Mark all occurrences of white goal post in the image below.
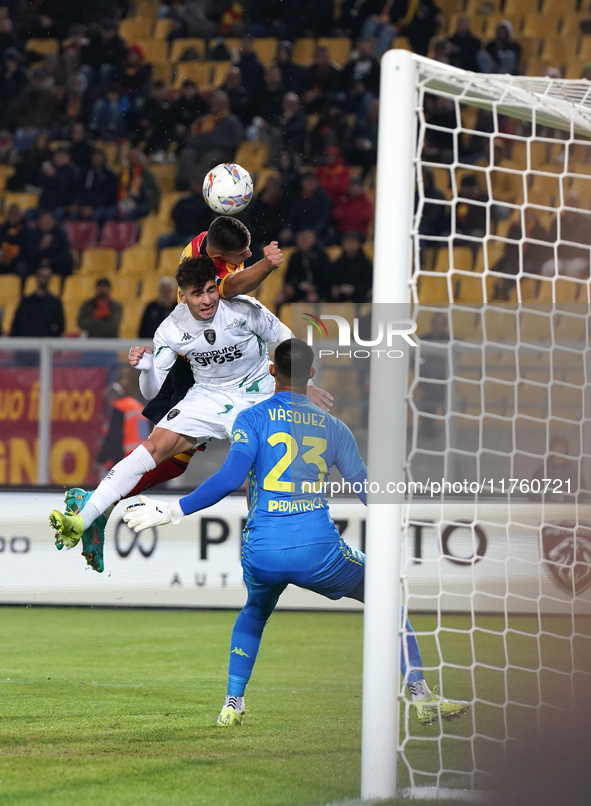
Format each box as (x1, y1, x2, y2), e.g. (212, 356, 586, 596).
(363, 49, 591, 800)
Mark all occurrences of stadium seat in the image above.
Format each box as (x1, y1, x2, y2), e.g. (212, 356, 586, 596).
(26, 38, 59, 56)
(158, 191, 185, 223)
(150, 164, 177, 192)
(435, 246, 474, 273)
(209, 60, 233, 88)
(154, 18, 173, 38)
(120, 245, 157, 275)
(65, 221, 99, 252)
(454, 273, 485, 303)
(134, 38, 168, 64)
(417, 273, 451, 304)
(158, 246, 183, 275)
(2, 191, 38, 213)
(251, 37, 277, 67)
(317, 37, 351, 67)
(111, 274, 143, 302)
(170, 38, 207, 62)
(62, 275, 102, 305)
(119, 304, 143, 339)
(234, 141, 269, 175)
(99, 221, 139, 251)
(293, 38, 316, 65)
(134, 0, 157, 20)
(0, 274, 21, 333)
(140, 273, 164, 302)
(23, 273, 61, 297)
(392, 37, 413, 52)
(151, 62, 172, 84)
(79, 247, 118, 276)
(173, 61, 212, 89)
(0, 165, 15, 192)
(119, 17, 153, 40)
(139, 215, 169, 246)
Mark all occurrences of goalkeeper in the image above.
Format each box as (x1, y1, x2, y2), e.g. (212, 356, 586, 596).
(124, 338, 469, 728)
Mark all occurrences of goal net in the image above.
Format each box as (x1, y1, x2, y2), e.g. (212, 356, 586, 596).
(379, 53, 591, 796)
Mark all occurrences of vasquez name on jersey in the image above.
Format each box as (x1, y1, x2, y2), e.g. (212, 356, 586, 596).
(152, 296, 282, 390)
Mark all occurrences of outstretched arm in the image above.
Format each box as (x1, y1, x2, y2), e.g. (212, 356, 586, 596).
(221, 242, 283, 298)
(123, 449, 253, 532)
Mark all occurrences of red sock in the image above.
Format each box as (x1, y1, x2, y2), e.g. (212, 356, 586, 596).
(124, 446, 204, 499)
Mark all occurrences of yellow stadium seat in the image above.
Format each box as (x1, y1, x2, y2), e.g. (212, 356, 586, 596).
(141, 273, 164, 302)
(111, 274, 143, 302)
(392, 37, 413, 52)
(0, 274, 21, 334)
(2, 191, 38, 213)
(209, 60, 233, 88)
(23, 274, 61, 297)
(522, 16, 559, 38)
(158, 246, 183, 275)
(0, 165, 14, 192)
(158, 191, 185, 223)
(119, 17, 153, 41)
(435, 246, 474, 273)
(170, 38, 207, 62)
(26, 38, 59, 56)
(173, 61, 211, 89)
(120, 245, 157, 274)
(234, 141, 269, 174)
(251, 37, 277, 67)
(119, 304, 144, 339)
(293, 38, 316, 65)
(253, 168, 280, 193)
(134, 38, 168, 64)
(317, 37, 351, 67)
(79, 248, 118, 276)
(134, 0, 158, 20)
(537, 278, 580, 304)
(454, 273, 485, 304)
(150, 164, 177, 192)
(62, 275, 102, 306)
(151, 62, 172, 83)
(417, 273, 451, 304)
(139, 215, 169, 247)
(154, 18, 174, 39)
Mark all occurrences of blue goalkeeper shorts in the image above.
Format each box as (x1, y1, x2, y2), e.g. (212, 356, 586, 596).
(241, 537, 365, 601)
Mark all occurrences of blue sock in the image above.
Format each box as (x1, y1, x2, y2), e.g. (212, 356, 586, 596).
(401, 613, 425, 686)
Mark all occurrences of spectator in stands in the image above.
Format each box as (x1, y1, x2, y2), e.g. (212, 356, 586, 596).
(302, 46, 341, 113)
(246, 175, 290, 258)
(236, 36, 264, 94)
(129, 79, 172, 158)
(282, 171, 333, 245)
(10, 263, 64, 339)
(529, 435, 588, 502)
(454, 174, 488, 247)
(0, 18, 24, 64)
(28, 211, 74, 279)
(418, 168, 449, 243)
(340, 39, 380, 97)
(422, 95, 457, 164)
(55, 72, 91, 134)
(275, 40, 306, 94)
(0, 47, 28, 126)
(332, 175, 374, 241)
(257, 65, 285, 125)
(95, 382, 151, 476)
(317, 147, 351, 205)
(361, 0, 442, 57)
(347, 96, 379, 175)
(120, 43, 153, 98)
(78, 276, 123, 338)
(477, 20, 521, 75)
(276, 149, 301, 196)
(308, 105, 351, 164)
(11, 68, 58, 132)
(447, 16, 482, 73)
(219, 66, 252, 126)
(79, 19, 127, 89)
(174, 0, 224, 39)
(7, 131, 51, 192)
(492, 208, 551, 300)
(274, 229, 331, 312)
(328, 231, 373, 302)
(295, 0, 334, 37)
(417, 311, 449, 437)
(90, 84, 130, 140)
(117, 147, 160, 220)
(138, 276, 177, 339)
(74, 148, 118, 224)
(157, 180, 213, 249)
(68, 122, 95, 171)
(36, 147, 79, 219)
(170, 79, 207, 147)
(0, 205, 30, 280)
(247, 0, 295, 40)
(176, 90, 244, 189)
(271, 92, 307, 161)
(541, 190, 591, 279)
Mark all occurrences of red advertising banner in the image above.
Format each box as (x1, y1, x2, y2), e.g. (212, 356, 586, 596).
(0, 367, 108, 485)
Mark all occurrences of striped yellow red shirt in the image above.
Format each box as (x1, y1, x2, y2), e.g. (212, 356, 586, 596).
(180, 231, 244, 299)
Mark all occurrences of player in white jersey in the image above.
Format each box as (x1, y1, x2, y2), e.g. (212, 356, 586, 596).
(49, 255, 294, 549)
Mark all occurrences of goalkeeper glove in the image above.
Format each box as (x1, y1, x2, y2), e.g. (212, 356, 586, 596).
(123, 495, 184, 533)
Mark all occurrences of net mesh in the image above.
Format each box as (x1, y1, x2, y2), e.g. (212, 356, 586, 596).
(402, 59, 591, 791)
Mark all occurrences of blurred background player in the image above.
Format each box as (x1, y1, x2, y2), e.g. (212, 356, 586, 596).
(125, 339, 469, 728)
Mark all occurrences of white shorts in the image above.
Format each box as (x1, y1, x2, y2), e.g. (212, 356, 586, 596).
(154, 376, 274, 443)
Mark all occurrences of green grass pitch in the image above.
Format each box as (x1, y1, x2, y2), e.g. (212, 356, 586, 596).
(1, 607, 589, 806)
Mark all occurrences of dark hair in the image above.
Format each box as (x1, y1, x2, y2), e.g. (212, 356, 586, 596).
(274, 338, 314, 383)
(97, 277, 111, 287)
(175, 255, 217, 292)
(207, 216, 250, 254)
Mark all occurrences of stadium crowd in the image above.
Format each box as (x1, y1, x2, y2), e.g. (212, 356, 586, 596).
(1, 0, 591, 338)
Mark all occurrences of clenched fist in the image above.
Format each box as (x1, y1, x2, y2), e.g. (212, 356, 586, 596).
(262, 241, 283, 270)
(128, 345, 152, 367)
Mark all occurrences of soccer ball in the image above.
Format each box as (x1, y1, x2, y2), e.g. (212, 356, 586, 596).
(202, 163, 253, 215)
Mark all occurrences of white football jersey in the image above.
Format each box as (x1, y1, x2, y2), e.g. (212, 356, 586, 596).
(152, 295, 282, 391)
